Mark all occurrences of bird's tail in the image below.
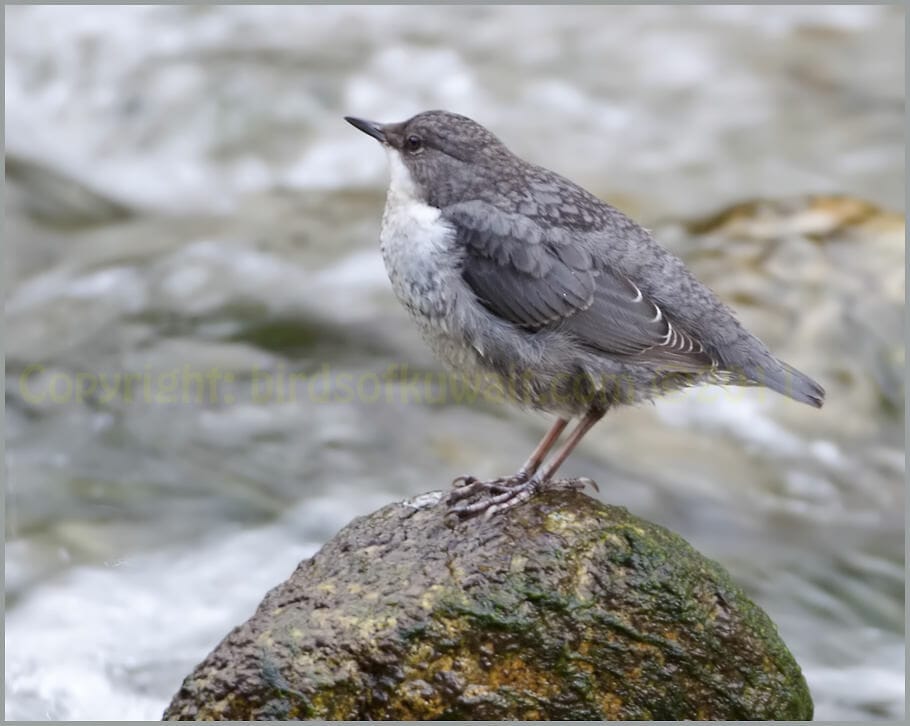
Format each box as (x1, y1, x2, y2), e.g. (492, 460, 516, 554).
(742, 358, 825, 408)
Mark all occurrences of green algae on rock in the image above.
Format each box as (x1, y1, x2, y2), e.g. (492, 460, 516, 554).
(163, 489, 813, 720)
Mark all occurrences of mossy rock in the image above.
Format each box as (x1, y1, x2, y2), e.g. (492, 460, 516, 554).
(163, 489, 812, 720)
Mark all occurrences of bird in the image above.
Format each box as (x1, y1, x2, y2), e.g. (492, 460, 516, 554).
(345, 110, 825, 519)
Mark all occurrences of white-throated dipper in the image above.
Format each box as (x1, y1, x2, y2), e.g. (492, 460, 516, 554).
(345, 110, 825, 519)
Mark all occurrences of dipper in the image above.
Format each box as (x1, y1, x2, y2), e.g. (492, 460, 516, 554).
(345, 110, 824, 518)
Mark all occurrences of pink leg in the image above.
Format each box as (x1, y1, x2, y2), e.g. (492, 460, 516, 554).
(518, 417, 570, 478)
(449, 417, 570, 502)
(450, 408, 606, 518)
(535, 409, 603, 483)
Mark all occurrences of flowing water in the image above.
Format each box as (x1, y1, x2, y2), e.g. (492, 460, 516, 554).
(5, 5, 905, 720)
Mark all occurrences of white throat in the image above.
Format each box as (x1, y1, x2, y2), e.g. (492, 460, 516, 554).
(385, 147, 424, 205)
(381, 147, 441, 232)
(378, 147, 457, 317)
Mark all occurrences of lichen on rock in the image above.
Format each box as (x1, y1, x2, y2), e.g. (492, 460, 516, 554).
(163, 489, 813, 720)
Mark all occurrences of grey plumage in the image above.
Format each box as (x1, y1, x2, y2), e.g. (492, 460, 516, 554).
(346, 110, 824, 516)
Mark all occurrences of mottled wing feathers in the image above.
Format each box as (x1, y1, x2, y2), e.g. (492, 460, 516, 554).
(447, 201, 713, 372)
(460, 237, 595, 329)
(564, 277, 713, 370)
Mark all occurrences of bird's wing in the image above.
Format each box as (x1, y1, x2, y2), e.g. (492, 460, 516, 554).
(445, 201, 714, 372)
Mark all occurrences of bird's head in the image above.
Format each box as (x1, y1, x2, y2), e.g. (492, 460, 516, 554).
(345, 110, 509, 206)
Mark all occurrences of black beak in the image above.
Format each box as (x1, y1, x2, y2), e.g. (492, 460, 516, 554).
(344, 116, 386, 143)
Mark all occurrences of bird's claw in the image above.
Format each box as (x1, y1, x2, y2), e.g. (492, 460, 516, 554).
(447, 471, 528, 503)
(447, 477, 538, 519)
(447, 474, 599, 520)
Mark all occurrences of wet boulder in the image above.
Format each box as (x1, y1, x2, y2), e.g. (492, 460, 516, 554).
(164, 489, 812, 720)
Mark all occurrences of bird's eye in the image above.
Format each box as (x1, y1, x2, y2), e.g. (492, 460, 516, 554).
(405, 134, 423, 153)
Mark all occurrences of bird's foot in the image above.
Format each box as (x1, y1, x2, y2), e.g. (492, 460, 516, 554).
(447, 472, 529, 504)
(447, 474, 598, 520)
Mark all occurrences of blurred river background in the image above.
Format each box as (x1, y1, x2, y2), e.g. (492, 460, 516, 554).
(4, 5, 905, 720)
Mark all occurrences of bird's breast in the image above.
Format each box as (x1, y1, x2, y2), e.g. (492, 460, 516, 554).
(379, 193, 458, 319)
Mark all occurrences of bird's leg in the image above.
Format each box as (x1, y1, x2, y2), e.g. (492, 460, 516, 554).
(449, 406, 606, 518)
(448, 417, 569, 502)
(517, 415, 571, 479)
